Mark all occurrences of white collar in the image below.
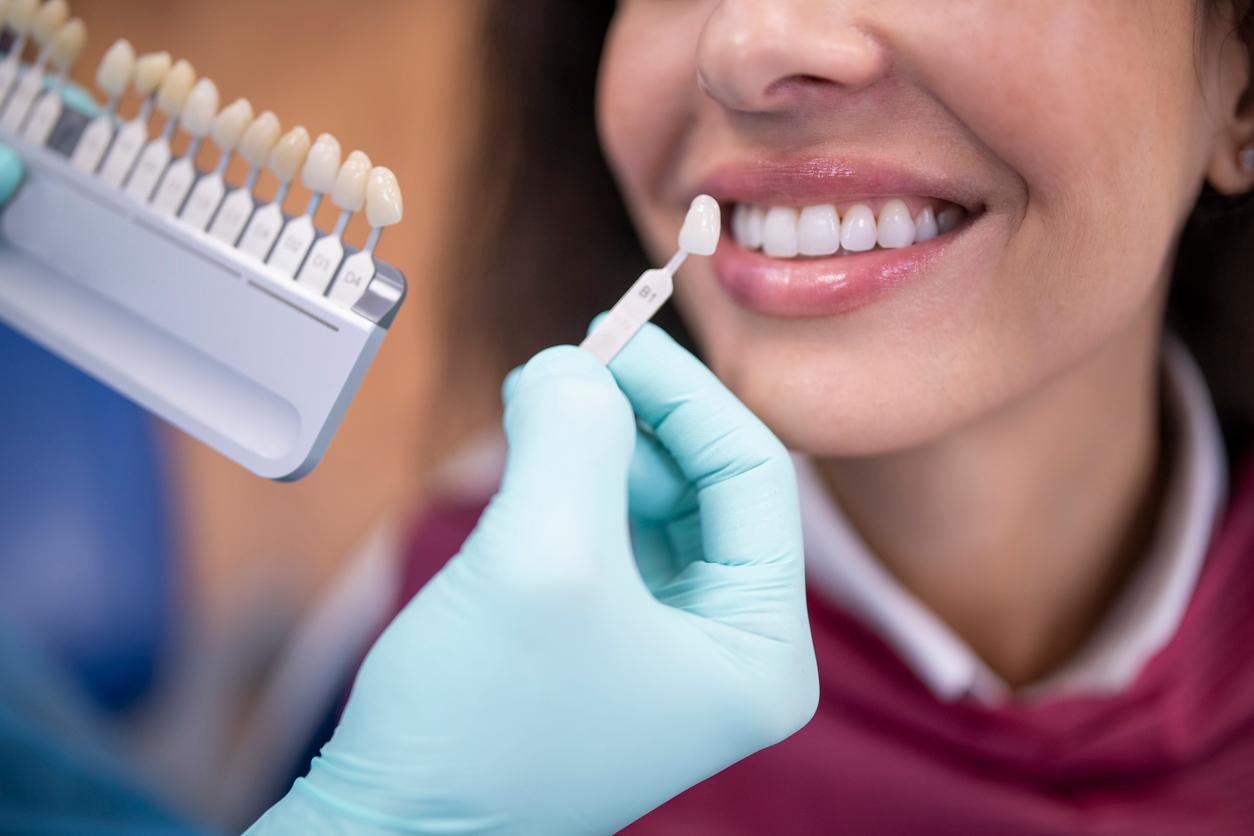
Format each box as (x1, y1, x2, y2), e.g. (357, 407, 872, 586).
(795, 336, 1227, 704)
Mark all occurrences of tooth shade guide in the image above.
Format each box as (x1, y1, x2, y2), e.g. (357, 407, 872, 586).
(580, 194, 722, 364)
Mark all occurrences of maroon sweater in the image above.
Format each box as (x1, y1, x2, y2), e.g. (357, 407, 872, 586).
(392, 459, 1254, 835)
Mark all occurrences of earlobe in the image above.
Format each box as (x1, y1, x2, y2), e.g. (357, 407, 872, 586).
(1207, 132, 1254, 195)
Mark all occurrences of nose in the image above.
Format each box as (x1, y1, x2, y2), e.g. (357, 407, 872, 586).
(696, 1, 889, 113)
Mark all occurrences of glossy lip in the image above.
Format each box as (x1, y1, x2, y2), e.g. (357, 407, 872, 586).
(695, 158, 986, 319)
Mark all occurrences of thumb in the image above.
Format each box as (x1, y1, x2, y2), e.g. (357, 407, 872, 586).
(488, 345, 637, 555)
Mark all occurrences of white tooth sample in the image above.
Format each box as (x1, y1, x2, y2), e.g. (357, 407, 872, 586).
(298, 150, 371, 293)
(876, 199, 916, 249)
(179, 78, 219, 138)
(237, 126, 310, 260)
(125, 60, 197, 201)
(97, 52, 172, 187)
(269, 125, 311, 183)
(913, 207, 938, 243)
(0, 0, 69, 133)
(937, 206, 963, 234)
(29, 0, 67, 47)
(301, 133, 342, 195)
(18, 16, 84, 144)
(840, 203, 878, 253)
(331, 150, 370, 212)
(0, 0, 8, 29)
(155, 59, 196, 118)
(96, 39, 136, 101)
(151, 79, 220, 215)
(133, 51, 173, 98)
(270, 133, 342, 276)
(209, 111, 279, 244)
(364, 166, 403, 228)
(678, 194, 720, 256)
(762, 206, 799, 258)
(797, 204, 840, 257)
(329, 166, 403, 307)
(181, 98, 254, 229)
(210, 97, 254, 153)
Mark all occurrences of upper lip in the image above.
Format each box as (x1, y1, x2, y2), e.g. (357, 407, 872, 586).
(694, 156, 986, 214)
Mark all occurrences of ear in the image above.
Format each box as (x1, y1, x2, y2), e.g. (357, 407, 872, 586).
(1206, 17, 1254, 195)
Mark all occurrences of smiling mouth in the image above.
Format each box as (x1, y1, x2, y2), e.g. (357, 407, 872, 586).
(730, 197, 969, 258)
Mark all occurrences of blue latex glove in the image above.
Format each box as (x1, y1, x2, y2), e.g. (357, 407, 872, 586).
(0, 143, 20, 204)
(251, 322, 818, 834)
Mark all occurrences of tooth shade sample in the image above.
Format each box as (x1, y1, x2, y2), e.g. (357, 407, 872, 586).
(914, 207, 939, 243)
(156, 59, 196, 116)
(762, 206, 799, 258)
(270, 126, 311, 183)
(211, 98, 253, 152)
(798, 205, 840, 256)
(30, 0, 67, 45)
(678, 194, 720, 256)
(7, 0, 38, 32)
(239, 111, 281, 168)
(97, 40, 136, 97)
(365, 167, 403, 227)
(0, 0, 9, 29)
(937, 206, 963, 234)
(180, 78, 219, 137)
(133, 52, 172, 96)
(876, 199, 916, 249)
(840, 204, 878, 252)
(302, 133, 342, 194)
(48, 17, 84, 69)
(332, 151, 371, 212)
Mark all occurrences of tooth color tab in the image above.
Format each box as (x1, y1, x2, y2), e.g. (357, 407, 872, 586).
(134, 52, 172, 96)
(180, 78, 219, 137)
(270, 126, 311, 183)
(840, 204, 877, 253)
(97, 39, 136, 97)
(30, 0, 67, 44)
(763, 206, 799, 258)
(798, 204, 840, 256)
(365, 167, 403, 227)
(8, 0, 39, 31)
(239, 111, 281, 167)
(157, 59, 196, 115)
(678, 194, 720, 256)
(302, 133, 342, 194)
(211, 98, 253, 151)
(914, 207, 939, 242)
(877, 199, 916, 249)
(332, 150, 371, 212)
(48, 17, 85, 68)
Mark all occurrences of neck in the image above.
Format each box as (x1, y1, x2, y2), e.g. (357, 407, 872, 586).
(817, 310, 1169, 687)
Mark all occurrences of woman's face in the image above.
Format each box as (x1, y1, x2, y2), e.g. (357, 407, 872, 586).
(598, 1, 1251, 455)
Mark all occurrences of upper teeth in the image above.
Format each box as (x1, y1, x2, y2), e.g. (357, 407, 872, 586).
(732, 200, 964, 258)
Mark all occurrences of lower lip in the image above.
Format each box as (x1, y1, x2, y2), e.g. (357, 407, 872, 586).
(710, 222, 967, 319)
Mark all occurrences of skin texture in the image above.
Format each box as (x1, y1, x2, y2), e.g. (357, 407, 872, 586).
(598, 1, 1254, 684)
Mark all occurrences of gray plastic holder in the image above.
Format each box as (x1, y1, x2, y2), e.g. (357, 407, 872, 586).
(0, 131, 407, 481)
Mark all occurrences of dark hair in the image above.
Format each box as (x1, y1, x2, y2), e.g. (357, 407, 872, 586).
(447, 2, 1254, 454)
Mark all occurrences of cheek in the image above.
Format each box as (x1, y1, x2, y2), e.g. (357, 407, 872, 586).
(597, 4, 707, 250)
(930, 2, 1207, 309)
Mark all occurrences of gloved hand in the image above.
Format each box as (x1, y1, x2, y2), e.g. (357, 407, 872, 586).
(250, 322, 818, 835)
(0, 144, 21, 205)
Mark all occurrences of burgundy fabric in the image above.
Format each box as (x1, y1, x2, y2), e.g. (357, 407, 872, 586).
(391, 460, 1254, 835)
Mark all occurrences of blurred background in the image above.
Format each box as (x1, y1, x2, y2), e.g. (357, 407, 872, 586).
(0, 0, 503, 829)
